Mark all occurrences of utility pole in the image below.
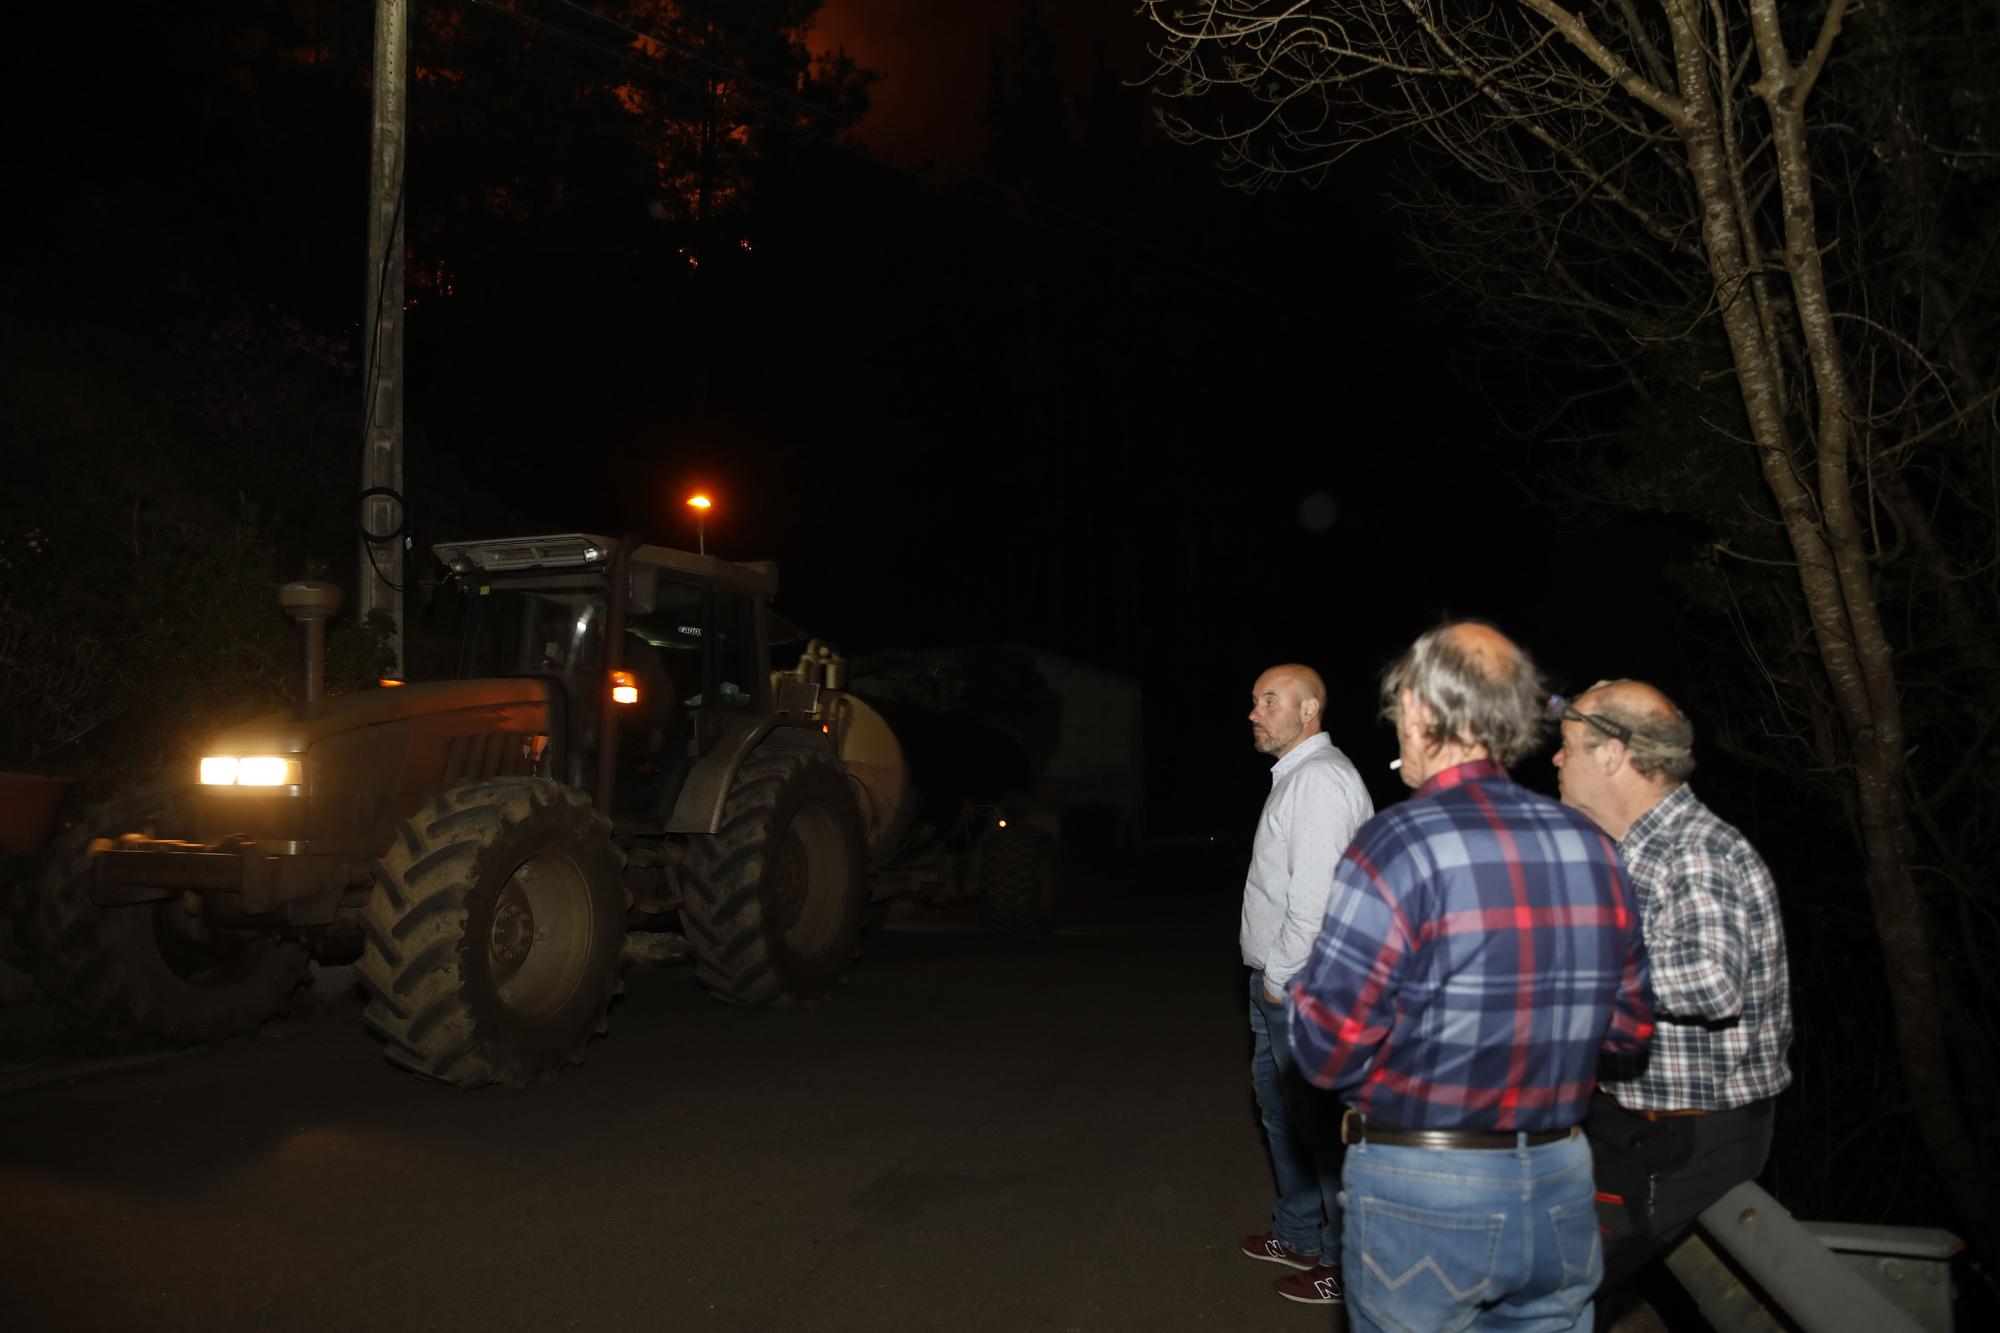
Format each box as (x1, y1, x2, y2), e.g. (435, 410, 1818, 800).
(360, 0, 408, 676)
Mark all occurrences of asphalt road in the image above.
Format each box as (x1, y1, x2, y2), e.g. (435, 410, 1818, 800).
(0, 859, 1348, 1333)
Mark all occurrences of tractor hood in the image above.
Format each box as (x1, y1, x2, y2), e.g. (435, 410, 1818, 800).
(189, 678, 562, 854)
(204, 678, 556, 757)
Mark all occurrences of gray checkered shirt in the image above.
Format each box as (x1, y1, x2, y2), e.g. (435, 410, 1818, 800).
(1598, 784, 1792, 1111)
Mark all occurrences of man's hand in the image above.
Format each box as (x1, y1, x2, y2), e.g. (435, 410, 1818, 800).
(1265, 983, 1284, 1005)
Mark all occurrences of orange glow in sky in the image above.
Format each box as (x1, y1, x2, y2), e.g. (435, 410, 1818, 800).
(808, 0, 1010, 162)
(808, 2, 1114, 164)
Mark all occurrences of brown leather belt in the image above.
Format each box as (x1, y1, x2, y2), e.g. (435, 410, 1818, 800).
(1633, 1107, 1710, 1121)
(1342, 1109, 1579, 1150)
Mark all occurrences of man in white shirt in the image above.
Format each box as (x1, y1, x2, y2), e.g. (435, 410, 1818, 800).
(1237, 663, 1374, 1306)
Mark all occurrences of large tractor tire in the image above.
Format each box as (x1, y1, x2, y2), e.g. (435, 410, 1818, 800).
(18, 791, 308, 1046)
(976, 825, 1060, 940)
(679, 738, 867, 1007)
(358, 778, 625, 1089)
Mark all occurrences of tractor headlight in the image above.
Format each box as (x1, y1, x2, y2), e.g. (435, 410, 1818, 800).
(199, 755, 303, 787)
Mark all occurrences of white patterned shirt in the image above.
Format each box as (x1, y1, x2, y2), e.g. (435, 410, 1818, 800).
(1599, 783, 1793, 1110)
(1240, 732, 1373, 992)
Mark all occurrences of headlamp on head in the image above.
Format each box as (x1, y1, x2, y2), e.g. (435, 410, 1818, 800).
(1545, 693, 1691, 759)
(1546, 693, 1632, 744)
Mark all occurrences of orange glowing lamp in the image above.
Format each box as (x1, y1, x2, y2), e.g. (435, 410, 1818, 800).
(610, 670, 640, 705)
(685, 493, 713, 554)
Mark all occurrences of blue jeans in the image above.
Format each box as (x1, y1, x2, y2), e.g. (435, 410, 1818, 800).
(1247, 969, 1343, 1261)
(1342, 1130, 1601, 1333)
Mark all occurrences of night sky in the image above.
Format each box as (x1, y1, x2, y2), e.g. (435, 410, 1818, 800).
(3, 0, 1701, 833)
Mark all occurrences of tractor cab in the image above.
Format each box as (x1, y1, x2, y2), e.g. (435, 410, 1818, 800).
(433, 534, 775, 824)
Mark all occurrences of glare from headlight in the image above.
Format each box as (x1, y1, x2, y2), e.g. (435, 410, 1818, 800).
(236, 756, 301, 786)
(199, 755, 302, 786)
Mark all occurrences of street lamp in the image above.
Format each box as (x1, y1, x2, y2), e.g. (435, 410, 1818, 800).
(686, 493, 712, 555)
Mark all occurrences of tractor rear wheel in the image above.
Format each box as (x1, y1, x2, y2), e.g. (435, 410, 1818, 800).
(976, 825, 1060, 940)
(679, 738, 866, 1006)
(19, 792, 308, 1046)
(358, 778, 625, 1088)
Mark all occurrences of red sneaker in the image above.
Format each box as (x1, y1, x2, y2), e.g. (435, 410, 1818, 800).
(1275, 1263, 1344, 1305)
(1239, 1233, 1319, 1270)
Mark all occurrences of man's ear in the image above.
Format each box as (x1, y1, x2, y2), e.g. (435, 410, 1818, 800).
(1599, 739, 1628, 777)
(1397, 690, 1429, 743)
(1300, 695, 1321, 726)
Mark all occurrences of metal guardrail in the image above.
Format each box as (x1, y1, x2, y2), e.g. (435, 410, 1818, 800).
(1666, 1182, 1963, 1332)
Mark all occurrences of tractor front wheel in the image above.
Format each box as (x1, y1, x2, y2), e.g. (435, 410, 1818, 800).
(358, 778, 625, 1088)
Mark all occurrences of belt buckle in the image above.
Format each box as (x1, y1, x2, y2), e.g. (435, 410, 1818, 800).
(1341, 1108, 1365, 1146)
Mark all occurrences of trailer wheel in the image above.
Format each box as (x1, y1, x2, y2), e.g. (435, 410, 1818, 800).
(680, 738, 866, 1007)
(18, 791, 308, 1046)
(977, 825, 1060, 940)
(358, 778, 625, 1089)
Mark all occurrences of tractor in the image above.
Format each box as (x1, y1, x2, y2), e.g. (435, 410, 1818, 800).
(16, 533, 1059, 1087)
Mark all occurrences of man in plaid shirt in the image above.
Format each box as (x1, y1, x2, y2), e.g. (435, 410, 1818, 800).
(1287, 622, 1652, 1332)
(1553, 679, 1791, 1298)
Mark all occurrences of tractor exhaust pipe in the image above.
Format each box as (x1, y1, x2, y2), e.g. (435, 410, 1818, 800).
(278, 581, 343, 719)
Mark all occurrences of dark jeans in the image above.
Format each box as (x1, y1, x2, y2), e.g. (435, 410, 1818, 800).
(1585, 1093, 1777, 1294)
(1247, 969, 1345, 1260)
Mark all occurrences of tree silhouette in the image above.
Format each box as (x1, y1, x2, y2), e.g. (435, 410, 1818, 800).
(1142, 0, 1999, 1255)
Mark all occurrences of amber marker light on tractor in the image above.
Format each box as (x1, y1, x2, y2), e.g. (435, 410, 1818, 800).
(200, 755, 303, 786)
(610, 670, 640, 705)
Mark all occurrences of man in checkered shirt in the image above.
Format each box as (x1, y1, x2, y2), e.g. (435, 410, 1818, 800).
(1553, 679, 1792, 1297)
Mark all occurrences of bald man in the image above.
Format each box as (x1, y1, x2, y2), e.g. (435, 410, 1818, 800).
(1553, 680, 1791, 1299)
(1237, 663, 1372, 1306)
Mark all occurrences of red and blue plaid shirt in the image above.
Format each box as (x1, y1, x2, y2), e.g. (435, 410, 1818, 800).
(1288, 760, 1654, 1132)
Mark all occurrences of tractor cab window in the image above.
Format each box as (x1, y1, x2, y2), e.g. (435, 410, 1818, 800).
(614, 579, 711, 820)
(711, 591, 762, 712)
(460, 576, 608, 687)
(622, 581, 707, 721)
(529, 597, 603, 676)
